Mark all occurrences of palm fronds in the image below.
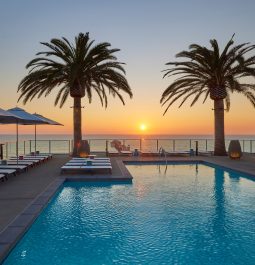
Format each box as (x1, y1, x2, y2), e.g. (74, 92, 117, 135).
(18, 33, 132, 107)
(161, 36, 255, 114)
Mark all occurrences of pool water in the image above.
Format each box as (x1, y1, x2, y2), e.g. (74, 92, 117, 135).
(3, 163, 255, 265)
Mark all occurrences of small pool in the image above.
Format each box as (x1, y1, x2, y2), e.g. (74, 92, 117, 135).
(3, 162, 255, 265)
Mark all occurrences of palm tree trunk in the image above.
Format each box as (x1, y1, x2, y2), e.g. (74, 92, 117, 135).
(214, 99, 227, 156)
(72, 97, 82, 156)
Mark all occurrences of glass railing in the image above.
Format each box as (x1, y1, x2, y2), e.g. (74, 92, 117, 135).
(0, 138, 255, 159)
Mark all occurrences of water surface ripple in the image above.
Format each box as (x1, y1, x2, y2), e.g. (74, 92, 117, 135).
(3, 163, 255, 265)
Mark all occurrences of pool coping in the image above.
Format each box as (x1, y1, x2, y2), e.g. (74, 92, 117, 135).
(0, 157, 254, 262)
(0, 178, 65, 262)
(123, 159, 255, 178)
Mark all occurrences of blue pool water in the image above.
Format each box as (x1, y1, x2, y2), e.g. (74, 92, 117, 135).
(3, 162, 255, 265)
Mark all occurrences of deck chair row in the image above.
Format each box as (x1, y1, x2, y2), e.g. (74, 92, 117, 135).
(61, 157, 112, 174)
(0, 153, 53, 182)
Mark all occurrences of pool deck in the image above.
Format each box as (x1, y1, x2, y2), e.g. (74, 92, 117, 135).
(0, 153, 255, 262)
(121, 154, 255, 176)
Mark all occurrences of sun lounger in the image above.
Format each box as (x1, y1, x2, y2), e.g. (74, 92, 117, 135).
(165, 151, 190, 156)
(65, 162, 111, 166)
(110, 140, 132, 155)
(32, 153, 53, 159)
(0, 165, 28, 172)
(9, 158, 41, 165)
(67, 159, 111, 163)
(23, 155, 49, 161)
(65, 158, 111, 166)
(61, 165, 112, 174)
(71, 157, 110, 161)
(6, 161, 34, 167)
(67, 160, 111, 163)
(27, 154, 53, 159)
(69, 158, 110, 163)
(0, 169, 17, 174)
(8, 159, 41, 166)
(198, 151, 213, 156)
(62, 157, 112, 174)
(120, 151, 132, 156)
(140, 151, 159, 157)
(107, 146, 120, 156)
(10, 157, 42, 161)
(108, 151, 119, 156)
(10, 157, 44, 162)
(0, 169, 17, 179)
(86, 155, 97, 159)
(69, 159, 110, 163)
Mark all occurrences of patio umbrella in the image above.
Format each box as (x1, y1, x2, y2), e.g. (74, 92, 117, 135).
(0, 108, 27, 160)
(33, 113, 63, 126)
(32, 113, 63, 153)
(0, 108, 24, 123)
(7, 107, 48, 162)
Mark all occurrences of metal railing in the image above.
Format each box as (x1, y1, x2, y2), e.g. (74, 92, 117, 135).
(0, 138, 255, 159)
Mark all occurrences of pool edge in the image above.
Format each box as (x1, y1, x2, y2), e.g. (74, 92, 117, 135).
(0, 178, 65, 263)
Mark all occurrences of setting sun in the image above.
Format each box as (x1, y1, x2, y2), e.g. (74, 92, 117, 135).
(140, 124, 147, 131)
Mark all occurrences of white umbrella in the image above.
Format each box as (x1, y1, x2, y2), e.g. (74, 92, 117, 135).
(7, 107, 47, 162)
(33, 113, 63, 126)
(0, 108, 27, 160)
(0, 108, 23, 123)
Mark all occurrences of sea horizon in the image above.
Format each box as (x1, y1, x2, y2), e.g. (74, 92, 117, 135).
(1, 133, 255, 143)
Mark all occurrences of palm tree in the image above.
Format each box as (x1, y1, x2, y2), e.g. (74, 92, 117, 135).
(161, 35, 255, 155)
(18, 33, 132, 156)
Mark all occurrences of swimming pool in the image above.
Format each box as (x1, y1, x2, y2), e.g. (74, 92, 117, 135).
(3, 162, 255, 264)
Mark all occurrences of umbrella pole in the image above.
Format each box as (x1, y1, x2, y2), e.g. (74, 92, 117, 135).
(35, 124, 37, 156)
(16, 122, 19, 165)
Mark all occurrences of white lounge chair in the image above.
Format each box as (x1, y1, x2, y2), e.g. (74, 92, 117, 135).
(107, 146, 120, 156)
(198, 151, 213, 156)
(10, 156, 44, 162)
(120, 151, 132, 156)
(23, 155, 49, 161)
(0, 165, 28, 172)
(32, 153, 53, 159)
(9, 158, 41, 165)
(65, 162, 111, 166)
(165, 151, 190, 156)
(61, 165, 112, 174)
(0, 169, 17, 179)
(140, 151, 158, 157)
(61, 156, 113, 174)
(67, 159, 111, 165)
(71, 157, 110, 161)
(6, 161, 34, 167)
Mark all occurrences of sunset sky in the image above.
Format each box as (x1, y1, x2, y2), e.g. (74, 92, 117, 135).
(0, 0, 255, 135)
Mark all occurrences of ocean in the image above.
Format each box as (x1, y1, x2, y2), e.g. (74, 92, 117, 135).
(0, 134, 255, 158)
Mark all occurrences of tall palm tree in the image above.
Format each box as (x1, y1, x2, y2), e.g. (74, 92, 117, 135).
(161, 36, 255, 155)
(18, 33, 132, 156)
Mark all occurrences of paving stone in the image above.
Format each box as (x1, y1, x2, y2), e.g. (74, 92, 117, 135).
(0, 243, 11, 262)
(9, 214, 35, 228)
(0, 227, 24, 244)
(33, 196, 50, 205)
(22, 204, 44, 215)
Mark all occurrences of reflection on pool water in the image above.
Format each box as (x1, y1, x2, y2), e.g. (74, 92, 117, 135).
(3, 162, 255, 265)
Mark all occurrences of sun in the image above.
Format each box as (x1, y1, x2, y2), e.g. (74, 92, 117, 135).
(140, 124, 147, 131)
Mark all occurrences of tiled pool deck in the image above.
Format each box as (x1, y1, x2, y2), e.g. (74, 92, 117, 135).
(0, 153, 255, 262)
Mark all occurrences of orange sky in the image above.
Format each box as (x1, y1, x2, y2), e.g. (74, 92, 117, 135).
(1, 1, 255, 136)
(0, 85, 255, 136)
